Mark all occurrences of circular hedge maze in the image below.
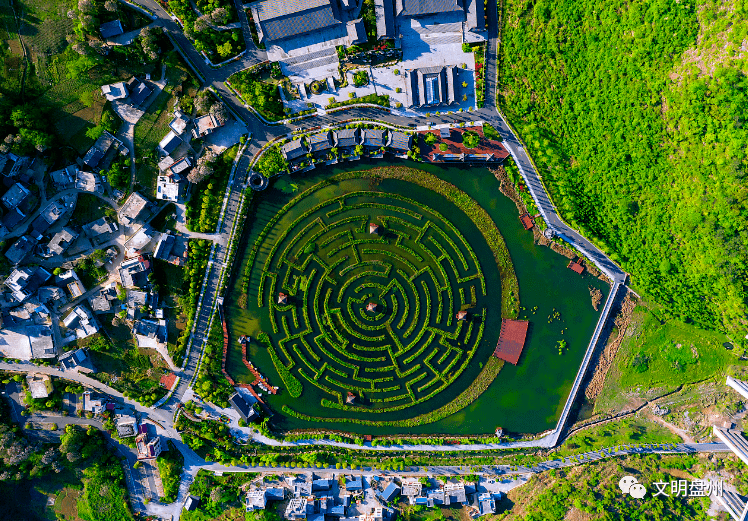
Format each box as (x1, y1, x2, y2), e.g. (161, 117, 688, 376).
(256, 182, 494, 418)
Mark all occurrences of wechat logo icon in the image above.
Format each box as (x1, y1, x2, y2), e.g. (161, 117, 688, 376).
(619, 476, 647, 499)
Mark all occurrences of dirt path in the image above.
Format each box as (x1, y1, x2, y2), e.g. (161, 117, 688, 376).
(648, 413, 695, 444)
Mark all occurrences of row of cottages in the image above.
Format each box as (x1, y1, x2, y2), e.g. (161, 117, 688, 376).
(280, 129, 413, 167)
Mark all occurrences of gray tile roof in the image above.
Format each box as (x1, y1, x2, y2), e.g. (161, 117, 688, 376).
(388, 131, 411, 151)
(347, 19, 367, 44)
(407, 66, 458, 107)
(335, 129, 359, 147)
(375, 0, 394, 39)
(362, 129, 386, 148)
(100, 19, 124, 38)
(399, 0, 463, 16)
(129, 80, 152, 106)
(281, 139, 308, 160)
(255, 0, 340, 42)
(309, 131, 333, 152)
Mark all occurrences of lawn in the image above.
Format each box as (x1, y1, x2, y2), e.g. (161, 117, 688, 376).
(150, 202, 177, 232)
(152, 258, 185, 297)
(54, 487, 84, 521)
(553, 417, 682, 458)
(83, 328, 167, 405)
(68, 193, 114, 227)
(181, 470, 260, 521)
(133, 86, 174, 194)
(596, 305, 742, 414)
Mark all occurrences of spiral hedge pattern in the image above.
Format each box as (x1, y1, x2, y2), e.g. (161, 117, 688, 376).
(258, 187, 490, 413)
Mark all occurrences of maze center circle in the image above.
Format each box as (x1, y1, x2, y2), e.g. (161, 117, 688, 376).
(259, 186, 491, 413)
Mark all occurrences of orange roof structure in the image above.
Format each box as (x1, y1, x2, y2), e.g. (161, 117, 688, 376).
(456, 310, 467, 321)
(493, 319, 529, 365)
(160, 372, 177, 389)
(278, 292, 288, 304)
(369, 223, 379, 234)
(519, 213, 534, 230)
(366, 302, 377, 312)
(568, 259, 584, 275)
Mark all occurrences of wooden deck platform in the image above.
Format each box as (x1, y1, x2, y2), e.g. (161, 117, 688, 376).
(568, 258, 585, 274)
(519, 213, 534, 230)
(493, 319, 530, 365)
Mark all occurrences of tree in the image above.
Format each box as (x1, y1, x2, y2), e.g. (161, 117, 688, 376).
(462, 130, 480, 149)
(85, 125, 104, 141)
(73, 42, 90, 55)
(78, 0, 95, 14)
(187, 150, 217, 184)
(195, 92, 213, 114)
(210, 7, 229, 25)
(193, 15, 211, 32)
(140, 27, 160, 61)
(209, 102, 228, 124)
(216, 41, 233, 59)
(209, 486, 223, 503)
(80, 14, 98, 32)
(104, 0, 118, 11)
(88, 39, 107, 55)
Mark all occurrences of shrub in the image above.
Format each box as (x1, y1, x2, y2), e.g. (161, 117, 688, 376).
(462, 130, 480, 148)
(439, 143, 448, 151)
(353, 70, 369, 87)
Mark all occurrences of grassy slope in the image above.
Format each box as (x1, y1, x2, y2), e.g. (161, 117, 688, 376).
(499, 0, 748, 338)
(596, 305, 742, 413)
(501, 452, 746, 521)
(553, 417, 682, 458)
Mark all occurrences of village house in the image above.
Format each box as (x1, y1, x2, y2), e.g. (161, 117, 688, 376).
(192, 113, 225, 139)
(124, 224, 156, 257)
(26, 373, 52, 399)
(132, 318, 167, 349)
(2, 182, 30, 209)
(59, 348, 96, 373)
(56, 270, 86, 300)
(115, 414, 138, 438)
(44, 227, 78, 257)
(119, 256, 151, 288)
(62, 305, 100, 340)
(136, 426, 163, 460)
(99, 19, 124, 39)
(281, 139, 308, 162)
(82, 217, 119, 244)
(126, 77, 153, 106)
(5, 236, 36, 265)
(89, 283, 119, 313)
(118, 192, 150, 226)
(75, 170, 103, 193)
(101, 81, 129, 102)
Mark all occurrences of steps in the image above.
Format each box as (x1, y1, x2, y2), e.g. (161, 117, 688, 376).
(727, 376, 748, 401)
(718, 490, 748, 521)
(714, 426, 748, 466)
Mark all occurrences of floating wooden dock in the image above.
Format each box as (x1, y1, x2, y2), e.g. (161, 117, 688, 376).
(568, 258, 585, 274)
(493, 319, 530, 365)
(519, 213, 534, 230)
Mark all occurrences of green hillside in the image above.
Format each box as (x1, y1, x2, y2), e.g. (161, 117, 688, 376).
(499, 0, 748, 340)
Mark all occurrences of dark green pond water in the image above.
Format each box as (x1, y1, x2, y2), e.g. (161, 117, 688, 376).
(225, 161, 607, 435)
